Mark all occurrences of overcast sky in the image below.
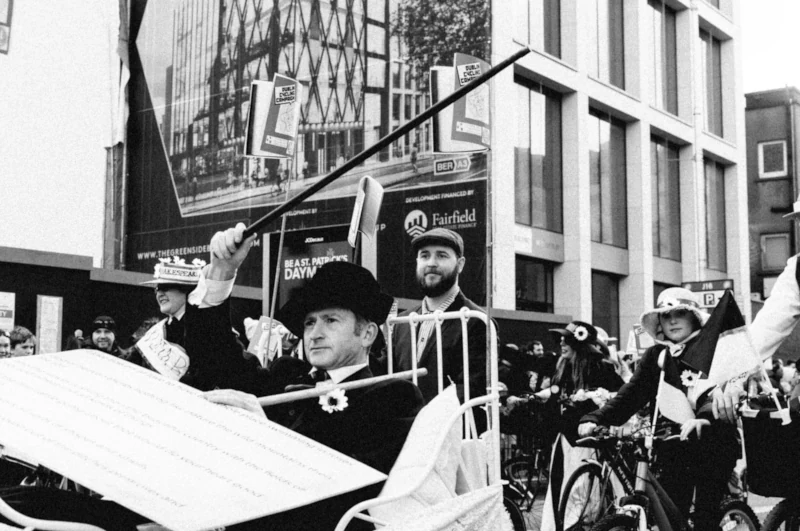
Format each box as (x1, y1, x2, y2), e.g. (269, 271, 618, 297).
(740, 0, 800, 94)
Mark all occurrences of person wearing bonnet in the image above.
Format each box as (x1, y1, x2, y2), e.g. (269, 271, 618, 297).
(578, 287, 740, 530)
(539, 320, 624, 531)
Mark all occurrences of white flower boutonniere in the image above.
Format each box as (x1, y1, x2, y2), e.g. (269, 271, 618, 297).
(574, 325, 589, 342)
(680, 370, 698, 388)
(319, 388, 349, 413)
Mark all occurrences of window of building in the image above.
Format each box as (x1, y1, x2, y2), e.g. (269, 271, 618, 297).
(758, 140, 788, 178)
(392, 62, 401, 89)
(592, 271, 620, 339)
(647, 0, 678, 114)
(392, 94, 401, 121)
(761, 233, 791, 271)
(700, 29, 723, 137)
(704, 159, 726, 271)
(651, 137, 681, 260)
(588, 0, 625, 89)
(589, 109, 627, 248)
(514, 76, 563, 232)
(516, 255, 554, 313)
(705, 0, 720, 8)
(404, 95, 412, 120)
(525, 0, 561, 58)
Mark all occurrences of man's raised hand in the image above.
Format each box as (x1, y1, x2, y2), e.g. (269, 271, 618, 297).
(208, 222, 258, 280)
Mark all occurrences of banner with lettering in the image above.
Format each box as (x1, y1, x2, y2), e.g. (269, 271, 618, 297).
(269, 225, 352, 310)
(450, 53, 491, 148)
(245, 75, 303, 159)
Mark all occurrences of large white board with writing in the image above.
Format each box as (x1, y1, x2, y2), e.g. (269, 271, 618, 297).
(0, 350, 387, 531)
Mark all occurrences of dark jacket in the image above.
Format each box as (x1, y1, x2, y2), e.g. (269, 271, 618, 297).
(233, 357, 424, 531)
(128, 299, 263, 394)
(553, 359, 623, 443)
(581, 340, 715, 427)
(391, 291, 487, 406)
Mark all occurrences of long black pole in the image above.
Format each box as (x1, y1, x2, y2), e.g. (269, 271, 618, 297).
(243, 46, 530, 238)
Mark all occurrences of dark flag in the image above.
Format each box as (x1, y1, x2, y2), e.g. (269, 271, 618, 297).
(681, 290, 745, 376)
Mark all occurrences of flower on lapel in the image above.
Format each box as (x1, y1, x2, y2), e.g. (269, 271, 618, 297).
(573, 325, 589, 342)
(319, 388, 349, 413)
(680, 370, 698, 388)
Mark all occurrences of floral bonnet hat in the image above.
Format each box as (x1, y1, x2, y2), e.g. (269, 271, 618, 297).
(639, 287, 710, 339)
(549, 321, 599, 349)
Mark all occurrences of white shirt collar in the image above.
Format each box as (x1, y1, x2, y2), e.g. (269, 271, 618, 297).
(317, 363, 368, 384)
(167, 304, 186, 324)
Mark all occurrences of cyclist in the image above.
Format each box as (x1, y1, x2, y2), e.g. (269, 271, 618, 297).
(540, 320, 624, 531)
(578, 288, 740, 530)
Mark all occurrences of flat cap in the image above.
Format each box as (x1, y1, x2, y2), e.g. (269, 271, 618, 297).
(411, 227, 464, 257)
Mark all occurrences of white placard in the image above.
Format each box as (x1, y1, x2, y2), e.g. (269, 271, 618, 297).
(0, 291, 14, 331)
(0, 350, 387, 531)
(35, 294, 62, 354)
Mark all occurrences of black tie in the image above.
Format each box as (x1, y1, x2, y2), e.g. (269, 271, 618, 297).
(313, 369, 328, 383)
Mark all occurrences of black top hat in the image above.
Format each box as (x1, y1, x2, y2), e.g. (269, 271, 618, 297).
(277, 261, 395, 337)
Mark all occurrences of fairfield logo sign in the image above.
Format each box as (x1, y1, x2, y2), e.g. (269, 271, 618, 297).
(404, 208, 478, 237)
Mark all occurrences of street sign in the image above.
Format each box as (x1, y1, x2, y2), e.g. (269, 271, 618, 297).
(433, 156, 471, 176)
(682, 279, 734, 309)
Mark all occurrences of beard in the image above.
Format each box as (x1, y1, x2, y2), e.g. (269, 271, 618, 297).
(417, 267, 459, 298)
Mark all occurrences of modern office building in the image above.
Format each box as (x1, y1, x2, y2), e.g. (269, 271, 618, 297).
(491, 0, 750, 339)
(745, 87, 800, 359)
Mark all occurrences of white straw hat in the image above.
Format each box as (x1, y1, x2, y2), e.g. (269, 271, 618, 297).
(639, 287, 710, 339)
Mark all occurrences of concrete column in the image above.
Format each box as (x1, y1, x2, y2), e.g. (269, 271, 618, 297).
(620, 120, 654, 338)
(490, 0, 520, 311)
(554, 91, 592, 321)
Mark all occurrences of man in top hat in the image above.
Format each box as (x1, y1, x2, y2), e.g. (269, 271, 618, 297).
(390, 227, 488, 427)
(204, 259, 423, 531)
(714, 200, 800, 421)
(136, 224, 261, 393)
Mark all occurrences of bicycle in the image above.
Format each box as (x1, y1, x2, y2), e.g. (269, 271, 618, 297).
(500, 394, 554, 529)
(558, 426, 759, 531)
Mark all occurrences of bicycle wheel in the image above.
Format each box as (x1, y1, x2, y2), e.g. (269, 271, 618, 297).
(557, 463, 615, 531)
(717, 498, 760, 531)
(503, 453, 547, 511)
(591, 514, 638, 531)
(504, 495, 527, 531)
(763, 498, 800, 531)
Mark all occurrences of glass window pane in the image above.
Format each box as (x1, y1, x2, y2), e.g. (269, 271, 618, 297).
(592, 271, 620, 339)
(705, 159, 727, 271)
(762, 234, 791, 271)
(590, 110, 627, 247)
(516, 256, 555, 312)
(514, 77, 563, 232)
(651, 138, 681, 260)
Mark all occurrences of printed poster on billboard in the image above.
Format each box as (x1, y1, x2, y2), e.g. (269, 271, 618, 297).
(127, 0, 492, 297)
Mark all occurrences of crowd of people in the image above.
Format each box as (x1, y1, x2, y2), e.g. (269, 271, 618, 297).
(4, 219, 800, 530)
(0, 225, 490, 530)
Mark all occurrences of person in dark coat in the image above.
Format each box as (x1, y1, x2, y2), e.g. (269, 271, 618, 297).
(578, 287, 740, 531)
(205, 260, 424, 531)
(390, 228, 487, 428)
(132, 229, 262, 394)
(539, 320, 624, 531)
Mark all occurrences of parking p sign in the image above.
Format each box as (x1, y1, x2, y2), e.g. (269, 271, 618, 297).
(682, 279, 734, 309)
